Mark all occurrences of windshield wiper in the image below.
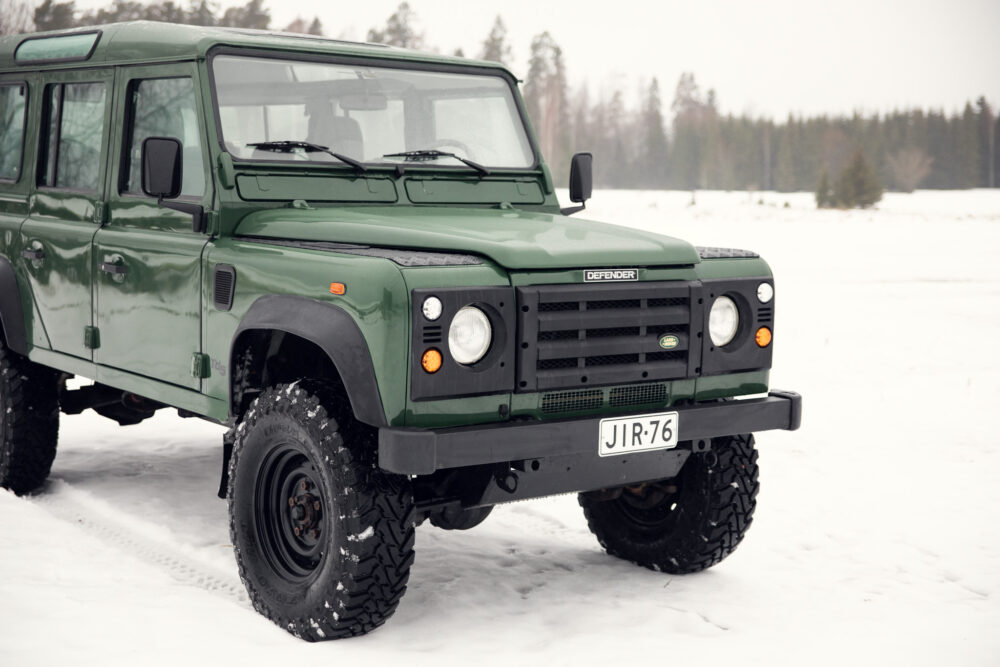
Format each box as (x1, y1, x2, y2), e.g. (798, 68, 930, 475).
(382, 149, 491, 177)
(247, 141, 367, 172)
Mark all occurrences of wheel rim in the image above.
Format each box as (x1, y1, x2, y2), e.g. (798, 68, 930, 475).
(254, 442, 328, 584)
(614, 479, 685, 533)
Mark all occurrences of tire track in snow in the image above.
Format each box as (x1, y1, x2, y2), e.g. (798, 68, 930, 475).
(31, 482, 249, 606)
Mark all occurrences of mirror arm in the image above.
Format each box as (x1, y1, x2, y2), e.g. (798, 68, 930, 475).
(560, 202, 586, 216)
(158, 196, 206, 233)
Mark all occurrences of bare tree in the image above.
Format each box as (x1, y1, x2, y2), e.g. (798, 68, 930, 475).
(886, 147, 933, 193)
(1, 0, 35, 35)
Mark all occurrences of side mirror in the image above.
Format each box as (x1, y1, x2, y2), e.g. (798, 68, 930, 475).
(141, 137, 182, 199)
(140, 136, 206, 234)
(561, 152, 593, 215)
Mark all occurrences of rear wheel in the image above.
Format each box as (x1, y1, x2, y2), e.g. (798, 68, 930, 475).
(579, 434, 759, 574)
(0, 342, 60, 495)
(228, 381, 415, 640)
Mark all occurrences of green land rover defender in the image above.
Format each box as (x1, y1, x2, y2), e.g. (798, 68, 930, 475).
(0, 23, 801, 640)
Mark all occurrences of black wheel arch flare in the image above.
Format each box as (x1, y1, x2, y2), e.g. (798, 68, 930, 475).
(230, 295, 387, 427)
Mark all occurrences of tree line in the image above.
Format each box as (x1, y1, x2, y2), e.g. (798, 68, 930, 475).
(4, 0, 996, 194)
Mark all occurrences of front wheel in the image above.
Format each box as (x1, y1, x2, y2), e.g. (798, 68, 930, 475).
(579, 434, 759, 574)
(228, 381, 415, 640)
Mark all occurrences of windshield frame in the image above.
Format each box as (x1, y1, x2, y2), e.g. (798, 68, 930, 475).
(205, 46, 540, 173)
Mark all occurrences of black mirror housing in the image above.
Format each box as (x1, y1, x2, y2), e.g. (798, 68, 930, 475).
(139, 136, 206, 234)
(561, 152, 593, 215)
(568, 152, 593, 204)
(141, 137, 182, 199)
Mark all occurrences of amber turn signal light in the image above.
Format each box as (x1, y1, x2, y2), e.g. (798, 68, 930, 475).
(329, 282, 346, 295)
(421, 348, 443, 373)
(755, 326, 772, 347)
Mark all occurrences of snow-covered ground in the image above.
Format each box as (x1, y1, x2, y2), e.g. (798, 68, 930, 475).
(2, 189, 998, 665)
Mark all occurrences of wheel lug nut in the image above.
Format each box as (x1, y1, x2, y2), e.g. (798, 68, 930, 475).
(313, 501, 320, 511)
(288, 497, 295, 507)
(309, 529, 319, 539)
(300, 480, 309, 491)
(293, 527, 301, 537)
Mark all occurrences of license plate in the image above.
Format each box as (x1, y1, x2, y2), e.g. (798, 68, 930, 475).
(598, 411, 679, 457)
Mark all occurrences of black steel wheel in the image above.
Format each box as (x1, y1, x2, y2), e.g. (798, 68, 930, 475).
(228, 381, 415, 641)
(0, 341, 60, 495)
(254, 442, 328, 583)
(579, 434, 759, 574)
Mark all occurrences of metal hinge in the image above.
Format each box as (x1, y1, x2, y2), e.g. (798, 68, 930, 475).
(191, 353, 211, 379)
(84, 326, 100, 350)
(93, 202, 108, 224)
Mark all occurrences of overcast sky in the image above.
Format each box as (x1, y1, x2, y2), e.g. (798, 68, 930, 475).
(74, 0, 1000, 118)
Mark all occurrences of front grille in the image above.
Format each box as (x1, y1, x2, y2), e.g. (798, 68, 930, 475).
(540, 382, 669, 414)
(609, 383, 667, 407)
(541, 389, 603, 413)
(516, 282, 701, 392)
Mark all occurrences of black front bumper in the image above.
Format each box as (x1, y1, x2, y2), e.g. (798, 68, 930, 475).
(379, 390, 801, 476)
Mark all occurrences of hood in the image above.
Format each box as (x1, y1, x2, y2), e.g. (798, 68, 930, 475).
(233, 206, 701, 270)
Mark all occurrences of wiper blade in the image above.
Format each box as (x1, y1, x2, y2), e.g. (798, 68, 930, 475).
(382, 149, 491, 177)
(247, 141, 367, 172)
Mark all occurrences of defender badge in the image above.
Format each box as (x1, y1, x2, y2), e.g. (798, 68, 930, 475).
(658, 334, 679, 350)
(584, 269, 638, 282)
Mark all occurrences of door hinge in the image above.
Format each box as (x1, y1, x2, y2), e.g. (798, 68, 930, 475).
(84, 326, 101, 350)
(191, 353, 211, 379)
(93, 202, 108, 224)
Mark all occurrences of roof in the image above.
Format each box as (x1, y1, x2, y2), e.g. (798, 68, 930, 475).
(0, 21, 507, 73)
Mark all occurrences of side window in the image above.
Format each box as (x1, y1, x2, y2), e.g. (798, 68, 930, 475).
(124, 77, 205, 197)
(38, 82, 107, 191)
(0, 83, 27, 182)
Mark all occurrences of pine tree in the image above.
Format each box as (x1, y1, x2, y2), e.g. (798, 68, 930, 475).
(366, 2, 423, 49)
(523, 32, 571, 182)
(815, 169, 832, 208)
(33, 0, 76, 31)
(833, 149, 882, 208)
(479, 15, 512, 65)
(637, 79, 669, 189)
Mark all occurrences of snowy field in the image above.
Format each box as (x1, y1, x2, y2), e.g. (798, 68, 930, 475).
(2, 189, 998, 666)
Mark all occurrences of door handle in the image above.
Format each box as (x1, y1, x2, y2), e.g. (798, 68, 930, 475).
(21, 248, 45, 262)
(100, 262, 127, 275)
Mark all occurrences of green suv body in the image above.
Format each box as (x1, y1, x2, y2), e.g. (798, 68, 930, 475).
(0, 22, 800, 640)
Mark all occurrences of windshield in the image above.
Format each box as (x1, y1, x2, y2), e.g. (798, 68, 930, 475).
(211, 54, 535, 169)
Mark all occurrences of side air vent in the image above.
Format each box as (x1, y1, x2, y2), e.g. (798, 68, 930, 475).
(214, 264, 236, 311)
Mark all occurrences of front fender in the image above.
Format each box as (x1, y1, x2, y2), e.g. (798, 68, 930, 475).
(231, 294, 387, 427)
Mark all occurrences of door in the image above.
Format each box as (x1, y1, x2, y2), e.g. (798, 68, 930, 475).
(93, 64, 212, 389)
(20, 69, 114, 360)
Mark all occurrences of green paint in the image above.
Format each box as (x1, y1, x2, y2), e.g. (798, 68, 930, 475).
(2, 21, 780, 434)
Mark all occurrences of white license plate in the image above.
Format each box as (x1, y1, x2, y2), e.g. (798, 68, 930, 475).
(598, 411, 679, 457)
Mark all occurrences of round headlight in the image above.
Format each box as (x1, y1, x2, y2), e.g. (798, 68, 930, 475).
(448, 306, 492, 365)
(757, 282, 774, 304)
(422, 296, 443, 321)
(709, 296, 740, 347)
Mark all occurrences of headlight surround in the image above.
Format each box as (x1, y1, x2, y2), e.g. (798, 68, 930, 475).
(448, 306, 492, 365)
(708, 296, 740, 347)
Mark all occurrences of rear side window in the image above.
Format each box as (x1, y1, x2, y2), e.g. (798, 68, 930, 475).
(38, 82, 106, 191)
(0, 83, 27, 182)
(123, 77, 205, 197)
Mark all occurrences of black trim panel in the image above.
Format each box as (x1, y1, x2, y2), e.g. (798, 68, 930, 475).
(379, 390, 802, 474)
(231, 295, 387, 426)
(0, 257, 28, 354)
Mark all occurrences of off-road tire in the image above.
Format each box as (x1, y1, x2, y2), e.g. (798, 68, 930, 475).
(228, 381, 415, 641)
(0, 342, 60, 495)
(579, 434, 759, 574)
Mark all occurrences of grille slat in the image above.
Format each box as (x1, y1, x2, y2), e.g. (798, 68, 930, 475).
(537, 334, 689, 360)
(538, 306, 689, 332)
